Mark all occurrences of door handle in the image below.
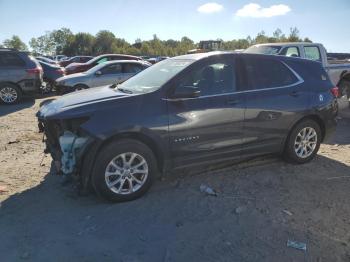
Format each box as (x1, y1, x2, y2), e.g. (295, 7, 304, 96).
(289, 91, 300, 97)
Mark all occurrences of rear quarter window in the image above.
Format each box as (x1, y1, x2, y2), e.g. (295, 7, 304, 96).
(243, 57, 298, 90)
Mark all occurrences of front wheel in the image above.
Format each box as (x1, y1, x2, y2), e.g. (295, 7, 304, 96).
(283, 119, 321, 164)
(91, 139, 158, 202)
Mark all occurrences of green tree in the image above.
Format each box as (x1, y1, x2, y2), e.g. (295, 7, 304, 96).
(63, 32, 95, 56)
(93, 30, 117, 55)
(22, 26, 311, 56)
(254, 31, 269, 44)
(2, 35, 28, 50)
(50, 28, 74, 54)
(288, 27, 300, 42)
(303, 37, 312, 43)
(29, 32, 55, 55)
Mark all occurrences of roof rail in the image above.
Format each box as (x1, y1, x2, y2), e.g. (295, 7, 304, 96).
(0, 47, 18, 51)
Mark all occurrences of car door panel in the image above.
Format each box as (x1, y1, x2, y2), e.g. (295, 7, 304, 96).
(242, 85, 309, 156)
(167, 57, 245, 168)
(90, 63, 123, 87)
(240, 56, 308, 157)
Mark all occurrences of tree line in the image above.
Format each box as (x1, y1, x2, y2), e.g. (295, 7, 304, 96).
(1, 27, 311, 57)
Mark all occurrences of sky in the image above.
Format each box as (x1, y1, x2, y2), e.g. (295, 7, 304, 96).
(1, 0, 350, 52)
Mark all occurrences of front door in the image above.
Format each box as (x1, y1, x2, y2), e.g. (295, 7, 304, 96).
(166, 56, 245, 168)
(90, 63, 123, 87)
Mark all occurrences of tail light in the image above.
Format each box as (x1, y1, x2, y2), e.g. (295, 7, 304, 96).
(26, 67, 42, 75)
(331, 87, 340, 98)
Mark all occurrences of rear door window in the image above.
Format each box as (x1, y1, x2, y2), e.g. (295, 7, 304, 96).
(0, 53, 25, 67)
(304, 46, 321, 62)
(242, 57, 298, 90)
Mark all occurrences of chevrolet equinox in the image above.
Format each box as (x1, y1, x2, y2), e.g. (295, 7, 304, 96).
(37, 52, 338, 202)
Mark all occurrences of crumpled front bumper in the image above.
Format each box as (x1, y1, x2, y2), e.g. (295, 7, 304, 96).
(38, 118, 92, 176)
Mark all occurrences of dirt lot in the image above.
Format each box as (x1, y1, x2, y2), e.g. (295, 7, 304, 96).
(0, 97, 350, 262)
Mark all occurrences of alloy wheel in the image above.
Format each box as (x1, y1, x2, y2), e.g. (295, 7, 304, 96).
(104, 152, 149, 195)
(0, 87, 18, 103)
(294, 127, 317, 158)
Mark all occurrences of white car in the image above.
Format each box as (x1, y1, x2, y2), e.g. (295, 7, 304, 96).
(55, 60, 150, 93)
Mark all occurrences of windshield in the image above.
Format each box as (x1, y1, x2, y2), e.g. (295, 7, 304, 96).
(244, 45, 282, 55)
(84, 62, 107, 74)
(117, 59, 194, 94)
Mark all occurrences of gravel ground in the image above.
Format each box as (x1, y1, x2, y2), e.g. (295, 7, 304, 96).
(0, 96, 350, 262)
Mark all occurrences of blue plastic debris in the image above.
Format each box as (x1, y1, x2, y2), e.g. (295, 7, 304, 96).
(59, 131, 88, 175)
(287, 240, 307, 251)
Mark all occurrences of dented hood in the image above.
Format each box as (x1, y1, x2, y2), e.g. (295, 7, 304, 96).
(37, 85, 133, 119)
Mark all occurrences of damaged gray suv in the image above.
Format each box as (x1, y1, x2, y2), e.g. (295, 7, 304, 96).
(37, 52, 338, 202)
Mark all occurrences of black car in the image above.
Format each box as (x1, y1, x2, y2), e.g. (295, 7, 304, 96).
(37, 52, 338, 202)
(0, 48, 43, 104)
(38, 61, 65, 92)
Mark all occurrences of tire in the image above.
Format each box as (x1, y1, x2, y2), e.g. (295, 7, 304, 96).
(74, 84, 89, 92)
(283, 119, 321, 164)
(0, 83, 22, 104)
(91, 139, 157, 202)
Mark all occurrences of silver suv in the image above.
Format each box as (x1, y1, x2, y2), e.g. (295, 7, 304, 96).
(0, 48, 43, 104)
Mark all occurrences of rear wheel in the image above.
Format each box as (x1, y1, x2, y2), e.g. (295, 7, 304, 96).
(91, 139, 157, 202)
(0, 83, 22, 104)
(283, 119, 321, 164)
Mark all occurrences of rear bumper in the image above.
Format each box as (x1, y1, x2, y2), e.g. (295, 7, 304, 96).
(19, 79, 42, 94)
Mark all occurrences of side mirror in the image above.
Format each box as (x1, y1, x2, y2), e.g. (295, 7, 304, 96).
(95, 70, 102, 76)
(172, 85, 201, 99)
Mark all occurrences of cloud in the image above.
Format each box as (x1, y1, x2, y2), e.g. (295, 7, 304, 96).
(235, 3, 291, 18)
(197, 3, 223, 14)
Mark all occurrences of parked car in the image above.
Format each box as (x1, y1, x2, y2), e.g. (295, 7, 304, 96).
(53, 55, 68, 61)
(55, 60, 150, 93)
(0, 48, 43, 104)
(244, 42, 350, 99)
(59, 56, 93, 67)
(65, 54, 145, 75)
(37, 52, 338, 202)
(38, 61, 65, 92)
(36, 56, 59, 66)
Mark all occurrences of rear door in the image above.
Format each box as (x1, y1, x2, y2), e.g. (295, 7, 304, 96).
(167, 56, 245, 167)
(239, 56, 308, 157)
